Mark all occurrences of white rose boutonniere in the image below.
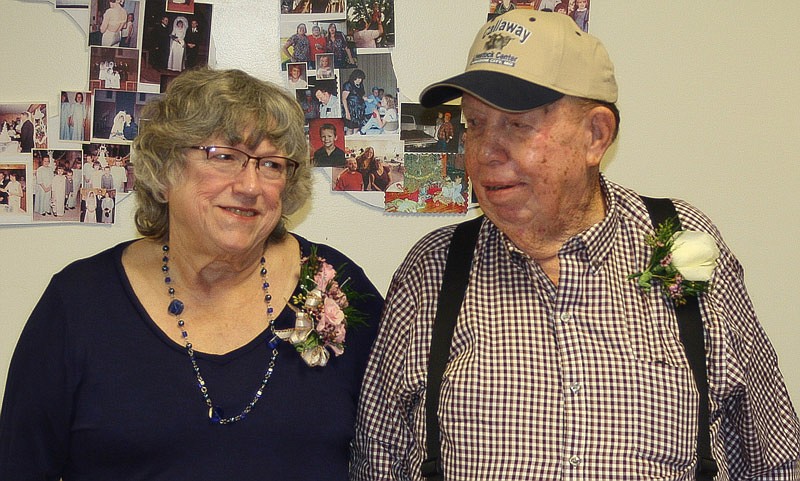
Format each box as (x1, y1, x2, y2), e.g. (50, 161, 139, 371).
(628, 218, 720, 304)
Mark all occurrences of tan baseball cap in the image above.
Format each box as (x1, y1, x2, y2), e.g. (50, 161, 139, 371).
(420, 10, 617, 112)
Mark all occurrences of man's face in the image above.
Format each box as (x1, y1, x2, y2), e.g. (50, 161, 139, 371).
(320, 128, 336, 148)
(315, 90, 330, 103)
(462, 94, 595, 232)
(161, 16, 169, 26)
(42, 157, 50, 166)
(191, 20, 199, 29)
(312, 26, 321, 37)
(346, 158, 358, 171)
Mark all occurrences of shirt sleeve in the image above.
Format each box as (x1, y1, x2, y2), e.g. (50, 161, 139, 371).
(673, 200, 800, 478)
(351, 230, 452, 481)
(702, 233, 800, 478)
(0, 276, 73, 479)
(350, 272, 419, 481)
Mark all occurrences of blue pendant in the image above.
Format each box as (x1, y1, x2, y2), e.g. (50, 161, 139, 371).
(168, 299, 185, 316)
(209, 406, 224, 424)
(267, 335, 281, 350)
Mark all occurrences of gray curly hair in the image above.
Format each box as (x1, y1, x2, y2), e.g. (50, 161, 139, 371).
(132, 68, 311, 242)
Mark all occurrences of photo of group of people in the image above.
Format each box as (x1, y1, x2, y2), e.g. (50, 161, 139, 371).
(488, 0, 590, 31)
(0, 105, 48, 155)
(86, 0, 213, 91)
(331, 138, 404, 192)
(298, 53, 399, 138)
(384, 153, 468, 214)
(57, 89, 159, 146)
(26, 144, 130, 224)
(139, 1, 212, 88)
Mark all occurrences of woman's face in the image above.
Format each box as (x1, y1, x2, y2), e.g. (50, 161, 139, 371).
(297, 23, 307, 34)
(75, 93, 84, 103)
(319, 55, 329, 67)
(166, 137, 288, 257)
(354, 77, 363, 86)
(328, 24, 337, 35)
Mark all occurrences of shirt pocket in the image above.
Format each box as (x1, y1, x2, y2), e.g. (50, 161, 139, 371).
(629, 358, 698, 477)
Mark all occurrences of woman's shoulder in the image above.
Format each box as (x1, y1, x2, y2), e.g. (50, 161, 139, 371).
(47, 240, 134, 294)
(292, 234, 361, 272)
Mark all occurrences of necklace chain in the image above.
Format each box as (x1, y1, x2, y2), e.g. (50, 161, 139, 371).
(161, 244, 281, 424)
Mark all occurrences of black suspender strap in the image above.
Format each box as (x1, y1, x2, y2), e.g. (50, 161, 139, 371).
(640, 196, 718, 481)
(422, 215, 484, 480)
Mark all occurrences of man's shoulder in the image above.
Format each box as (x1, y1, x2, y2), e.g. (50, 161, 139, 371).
(607, 178, 722, 238)
(394, 219, 484, 279)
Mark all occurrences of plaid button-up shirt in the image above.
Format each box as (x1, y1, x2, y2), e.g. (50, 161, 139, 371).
(351, 177, 800, 480)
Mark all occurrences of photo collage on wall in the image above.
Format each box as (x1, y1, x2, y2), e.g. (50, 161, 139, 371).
(1, 0, 591, 222)
(282, 0, 589, 213)
(280, 0, 470, 214)
(488, 0, 590, 30)
(0, 0, 214, 226)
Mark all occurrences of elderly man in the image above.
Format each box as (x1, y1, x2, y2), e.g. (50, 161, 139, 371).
(351, 10, 799, 481)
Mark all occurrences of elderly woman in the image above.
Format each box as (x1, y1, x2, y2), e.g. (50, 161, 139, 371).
(0, 69, 383, 480)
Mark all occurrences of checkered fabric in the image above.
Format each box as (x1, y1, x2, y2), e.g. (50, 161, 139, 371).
(351, 176, 800, 480)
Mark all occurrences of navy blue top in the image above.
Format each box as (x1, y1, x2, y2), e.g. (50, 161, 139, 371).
(0, 235, 383, 480)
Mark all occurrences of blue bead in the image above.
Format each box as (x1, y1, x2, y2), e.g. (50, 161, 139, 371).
(267, 306, 274, 314)
(168, 299, 184, 315)
(165, 276, 171, 284)
(162, 256, 169, 263)
(267, 336, 281, 349)
(210, 406, 223, 423)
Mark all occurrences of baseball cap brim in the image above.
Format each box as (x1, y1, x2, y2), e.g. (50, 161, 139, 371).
(419, 70, 564, 113)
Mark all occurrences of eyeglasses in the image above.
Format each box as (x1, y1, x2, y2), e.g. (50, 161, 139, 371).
(188, 145, 299, 180)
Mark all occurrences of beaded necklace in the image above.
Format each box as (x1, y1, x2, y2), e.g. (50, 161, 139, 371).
(161, 245, 282, 424)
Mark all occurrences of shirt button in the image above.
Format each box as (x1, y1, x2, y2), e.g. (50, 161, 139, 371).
(569, 382, 582, 393)
(559, 312, 573, 322)
(569, 455, 583, 466)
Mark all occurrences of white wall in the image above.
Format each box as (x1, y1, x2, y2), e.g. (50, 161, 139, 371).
(1, 0, 798, 408)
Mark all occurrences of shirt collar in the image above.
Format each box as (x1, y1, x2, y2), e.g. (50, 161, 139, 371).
(493, 174, 621, 272)
(570, 173, 620, 270)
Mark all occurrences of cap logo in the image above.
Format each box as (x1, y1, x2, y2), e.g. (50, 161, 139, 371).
(470, 31, 519, 68)
(483, 33, 512, 51)
(483, 20, 531, 44)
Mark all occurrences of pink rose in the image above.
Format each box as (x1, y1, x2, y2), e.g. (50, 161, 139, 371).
(317, 297, 346, 345)
(327, 281, 349, 309)
(314, 261, 337, 291)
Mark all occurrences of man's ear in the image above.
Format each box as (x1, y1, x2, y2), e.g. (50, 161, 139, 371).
(586, 106, 616, 167)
